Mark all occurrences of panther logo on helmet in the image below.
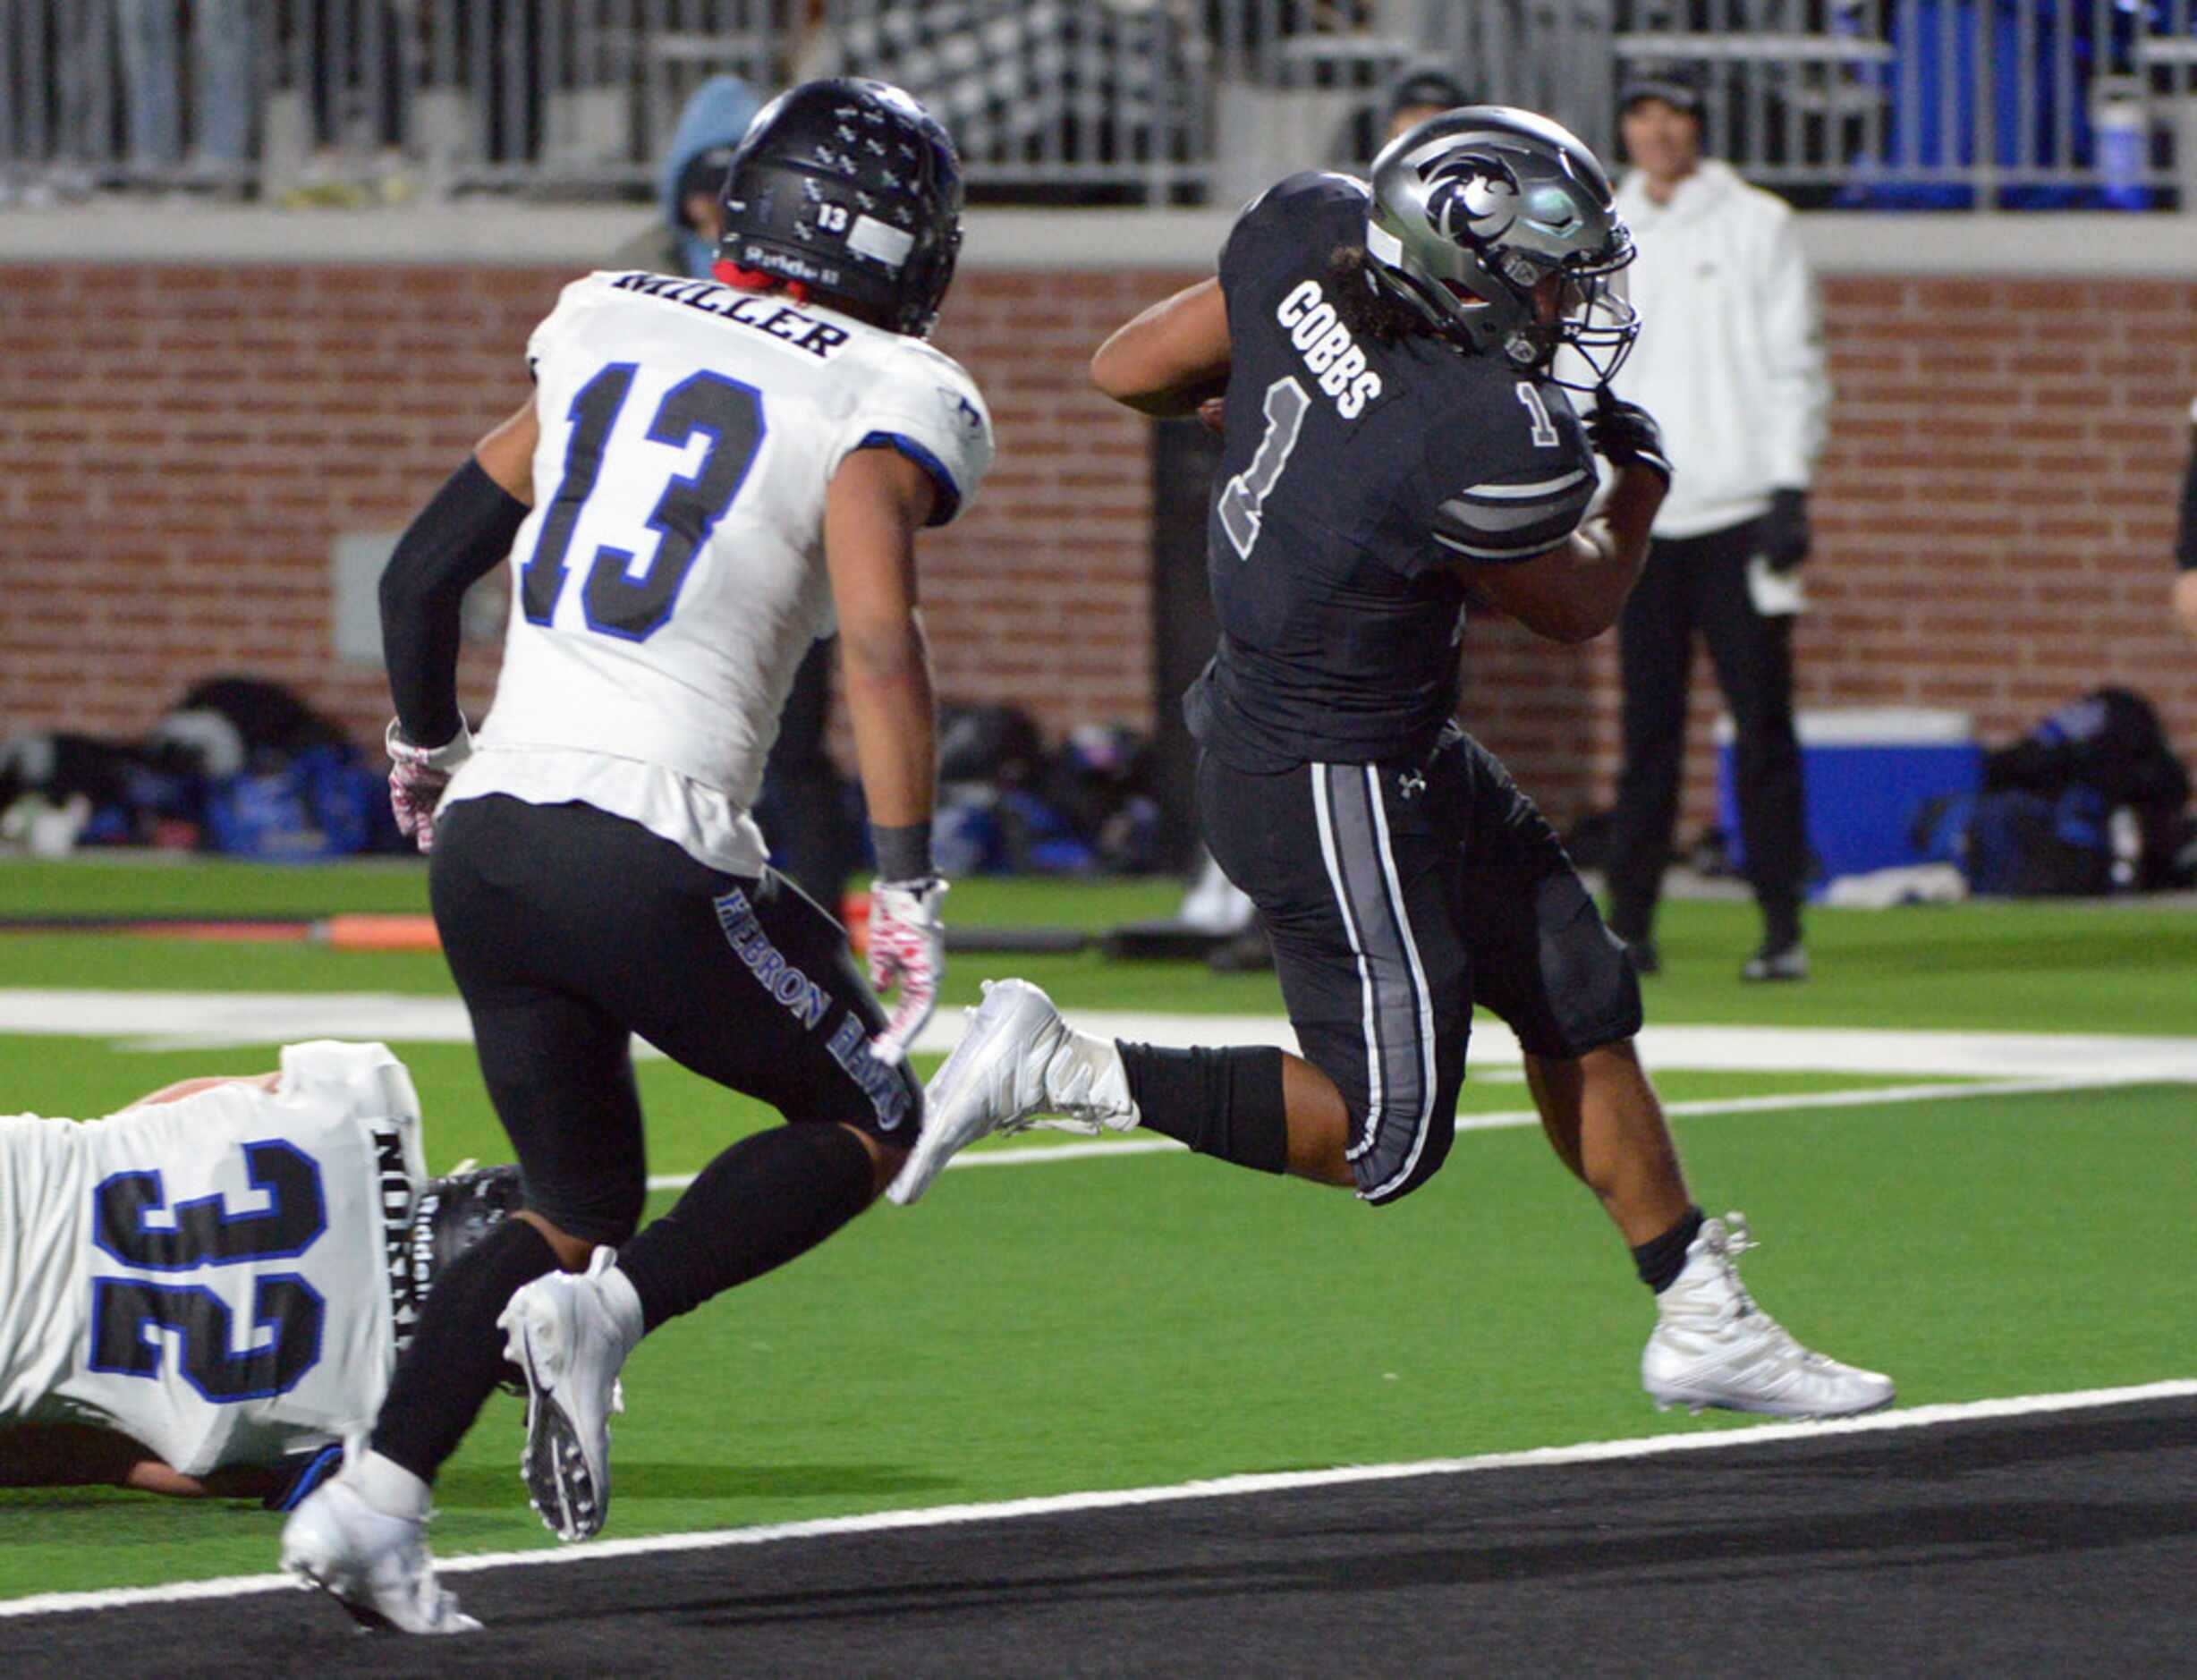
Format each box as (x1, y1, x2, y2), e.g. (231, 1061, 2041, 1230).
(1421, 152, 1521, 250)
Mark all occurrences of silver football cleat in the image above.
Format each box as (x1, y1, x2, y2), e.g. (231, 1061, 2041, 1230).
(1642, 1212, 1894, 1420)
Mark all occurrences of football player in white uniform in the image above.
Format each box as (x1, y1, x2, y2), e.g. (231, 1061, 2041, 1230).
(282, 78, 994, 1633)
(0, 1040, 519, 1506)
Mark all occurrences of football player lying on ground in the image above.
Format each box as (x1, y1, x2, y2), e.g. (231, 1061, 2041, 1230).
(891, 108, 1896, 1422)
(0, 1040, 517, 1508)
(279, 78, 991, 1633)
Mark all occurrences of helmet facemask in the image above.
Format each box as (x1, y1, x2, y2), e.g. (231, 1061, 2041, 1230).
(1509, 231, 1641, 390)
(1365, 106, 1641, 392)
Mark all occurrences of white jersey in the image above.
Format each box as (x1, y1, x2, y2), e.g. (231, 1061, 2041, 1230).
(445, 269, 997, 876)
(0, 1041, 427, 1476)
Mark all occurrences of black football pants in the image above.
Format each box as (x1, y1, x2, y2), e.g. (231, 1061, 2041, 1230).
(1198, 729, 1641, 1206)
(1605, 514, 1807, 938)
(428, 794, 919, 1247)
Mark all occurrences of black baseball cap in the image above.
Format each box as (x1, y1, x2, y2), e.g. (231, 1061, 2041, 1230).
(1384, 63, 1474, 122)
(1619, 63, 1705, 118)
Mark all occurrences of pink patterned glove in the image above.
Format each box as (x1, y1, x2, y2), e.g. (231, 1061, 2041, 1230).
(867, 876, 947, 1065)
(384, 718, 472, 854)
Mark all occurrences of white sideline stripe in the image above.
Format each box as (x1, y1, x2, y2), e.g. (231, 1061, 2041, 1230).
(4, 990, 2197, 1082)
(637, 1073, 2142, 1192)
(5, 1378, 2192, 1621)
(647, 1135, 1185, 1189)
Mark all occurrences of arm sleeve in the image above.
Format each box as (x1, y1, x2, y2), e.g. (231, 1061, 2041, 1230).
(835, 354, 997, 528)
(1757, 207, 1830, 488)
(379, 459, 530, 746)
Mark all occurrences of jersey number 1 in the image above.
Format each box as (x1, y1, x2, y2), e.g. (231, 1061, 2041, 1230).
(522, 362, 768, 641)
(88, 1140, 329, 1404)
(1218, 376, 1311, 561)
(1515, 381, 1560, 446)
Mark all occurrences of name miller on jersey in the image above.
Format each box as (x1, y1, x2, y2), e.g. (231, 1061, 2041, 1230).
(609, 271, 853, 360)
(1274, 279, 1383, 419)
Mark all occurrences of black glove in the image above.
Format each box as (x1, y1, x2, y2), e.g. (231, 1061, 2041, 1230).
(1586, 390, 1672, 489)
(1759, 488, 1811, 573)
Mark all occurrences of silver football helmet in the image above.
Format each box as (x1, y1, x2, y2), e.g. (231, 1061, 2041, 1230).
(1365, 106, 1640, 388)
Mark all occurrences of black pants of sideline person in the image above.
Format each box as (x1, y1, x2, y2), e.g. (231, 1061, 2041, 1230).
(1604, 513, 1807, 947)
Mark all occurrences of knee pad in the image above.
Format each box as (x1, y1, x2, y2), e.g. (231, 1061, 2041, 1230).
(1536, 873, 1644, 1056)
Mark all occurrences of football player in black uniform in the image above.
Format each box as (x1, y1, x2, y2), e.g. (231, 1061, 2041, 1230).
(894, 107, 1893, 1424)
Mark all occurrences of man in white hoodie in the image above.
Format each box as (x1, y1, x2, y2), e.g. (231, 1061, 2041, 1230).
(1602, 66, 1831, 981)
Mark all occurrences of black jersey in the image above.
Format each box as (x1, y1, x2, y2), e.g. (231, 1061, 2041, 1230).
(1185, 172, 1599, 772)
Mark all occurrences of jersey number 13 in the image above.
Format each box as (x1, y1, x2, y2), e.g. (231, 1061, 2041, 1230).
(522, 362, 769, 642)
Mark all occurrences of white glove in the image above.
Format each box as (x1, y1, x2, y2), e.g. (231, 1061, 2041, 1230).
(384, 717, 471, 854)
(867, 876, 946, 1065)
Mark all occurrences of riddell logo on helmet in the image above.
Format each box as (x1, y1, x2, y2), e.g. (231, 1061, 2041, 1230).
(741, 242, 844, 290)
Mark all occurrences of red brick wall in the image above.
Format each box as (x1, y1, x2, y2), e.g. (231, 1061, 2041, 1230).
(3, 263, 2193, 840)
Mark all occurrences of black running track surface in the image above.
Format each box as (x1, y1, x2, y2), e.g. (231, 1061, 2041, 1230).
(6, 1397, 2192, 1676)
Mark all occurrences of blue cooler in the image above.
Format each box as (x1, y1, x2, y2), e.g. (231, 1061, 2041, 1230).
(1717, 708, 1983, 884)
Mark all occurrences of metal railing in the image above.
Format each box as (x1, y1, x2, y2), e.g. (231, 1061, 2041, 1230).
(2, 1, 2193, 208)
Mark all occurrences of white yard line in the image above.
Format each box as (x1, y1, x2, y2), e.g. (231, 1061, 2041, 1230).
(638, 1073, 2141, 1192)
(3, 989, 2195, 1080)
(4, 1377, 2191, 1620)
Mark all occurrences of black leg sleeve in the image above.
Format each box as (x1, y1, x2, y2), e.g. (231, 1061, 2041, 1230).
(616, 1124, 878, 1334)
(1119, 1041, 1290, 1175)
(370, 1218, 557, 1484)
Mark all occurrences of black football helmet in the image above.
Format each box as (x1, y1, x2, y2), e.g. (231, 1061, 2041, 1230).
(1365, 106, 1641, 389)
(716, 77, 964, 338)
(392, 1163, 524, 1357)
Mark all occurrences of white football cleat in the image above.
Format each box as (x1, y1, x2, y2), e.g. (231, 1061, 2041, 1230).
(499, 1247, 636, 1542)
(886, 979, 1139, 1206)
(281, 1475, 479, 1635)
(1641, 1211, 1895, 1420)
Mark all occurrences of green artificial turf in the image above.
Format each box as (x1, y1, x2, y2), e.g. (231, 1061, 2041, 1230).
(0, 856, 2189, 1600)
(2, 1082, 2188, 1598)
(0, 1030, 1945, 1180)
(3, 858, 2193, 1033)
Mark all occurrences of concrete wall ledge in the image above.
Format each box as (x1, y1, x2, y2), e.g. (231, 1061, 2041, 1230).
(4, 202, 2193, 276)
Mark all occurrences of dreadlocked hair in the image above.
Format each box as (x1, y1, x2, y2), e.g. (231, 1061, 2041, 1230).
(1328, 245, 1435, 346)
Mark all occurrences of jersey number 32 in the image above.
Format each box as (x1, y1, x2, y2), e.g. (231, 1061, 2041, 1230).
(88, 1140, 329, 1403)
